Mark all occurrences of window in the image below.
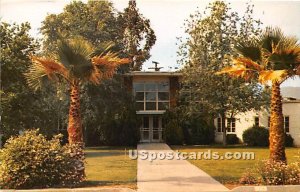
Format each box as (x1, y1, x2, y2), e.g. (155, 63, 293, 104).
(216, 118, 236, 133)
(227, 118, 236, 133)
(284, 116, 289, 133)
(133, 81, 170, 111)
(254, 116, 259, 126)
(153, 116, 159, 128)
(217, 118, 222, 132)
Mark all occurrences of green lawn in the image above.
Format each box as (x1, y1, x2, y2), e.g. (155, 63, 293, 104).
(171, 145, 300, 185)
(84, 146, 137, 188)
(84, 145, 299, 188)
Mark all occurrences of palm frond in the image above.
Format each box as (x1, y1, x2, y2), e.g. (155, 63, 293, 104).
(219, 27, 300, 85)
(236, 39, 261, 62)
(90, 52, 130, 84)
(216, 63, 256, 80)
(260, 27, 284, 52)
(25, 56, 68, 90)
(57, 37, 94, 79)
(234, 57, 264, 71)
(258, 70, 288, 84)
(90, 41, 115, 57)
(31, 56, 68, 77)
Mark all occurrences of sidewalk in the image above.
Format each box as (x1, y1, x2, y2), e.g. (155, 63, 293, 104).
(137, 143, 229, 192)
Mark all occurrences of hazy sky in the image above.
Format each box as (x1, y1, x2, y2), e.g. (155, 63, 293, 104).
(1, 0, 300, 87)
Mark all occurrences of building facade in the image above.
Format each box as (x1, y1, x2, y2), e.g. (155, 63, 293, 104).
(124, 71, 181, 143)
(124, 70, 300, 146)
(214, 99, 300, 146)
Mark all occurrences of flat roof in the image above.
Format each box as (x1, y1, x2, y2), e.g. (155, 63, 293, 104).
(282, 97, 300, 103)
(124, 71, 182, 77)
(283, 99, 300, 103)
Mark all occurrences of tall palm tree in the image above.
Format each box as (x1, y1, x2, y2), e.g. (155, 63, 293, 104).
(25, 37, 130, 144)
(217, 27, 300, 162)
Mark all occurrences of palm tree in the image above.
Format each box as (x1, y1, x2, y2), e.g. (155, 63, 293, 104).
(217, 27, 300, 162)
(25, 37, 130, 145)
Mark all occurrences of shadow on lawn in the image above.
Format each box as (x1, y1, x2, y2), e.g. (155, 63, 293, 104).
(82, 180, 137, 189)
(84, 146, 136, 158)
(85, 151, 124, 158)
(172, 144, 270, 150)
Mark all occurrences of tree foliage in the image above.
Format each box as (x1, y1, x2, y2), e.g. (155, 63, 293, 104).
(119, 0, 156, 71)
(1, 22, 66, 140)
(81, 76, 139, 146)
(178, 1, 269, 145)
(41, 1, 121, 54)
(41, 0, 156, 72)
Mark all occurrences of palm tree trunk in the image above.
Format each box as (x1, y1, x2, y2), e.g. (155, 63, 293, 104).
(67, 82, 83, 144)
(269, 81, 286, 162)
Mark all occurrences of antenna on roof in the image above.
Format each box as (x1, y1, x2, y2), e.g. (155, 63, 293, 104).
(149, 61, 163, 71)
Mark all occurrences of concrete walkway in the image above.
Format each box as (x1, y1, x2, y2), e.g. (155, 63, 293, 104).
(137, 143, 229, 192)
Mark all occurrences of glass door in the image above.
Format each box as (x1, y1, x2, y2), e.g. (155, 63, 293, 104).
(140, 116, 163, 143)
(140, 116, 150, 142)
(152, 116, 161, 142)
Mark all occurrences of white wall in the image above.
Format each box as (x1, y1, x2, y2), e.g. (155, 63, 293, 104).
(283, 102, 300, 146)
(214, 101, 300, 146)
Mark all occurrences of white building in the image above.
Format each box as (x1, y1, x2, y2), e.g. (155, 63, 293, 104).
(124, 68, 300, 146)
(214, 98, 300, 146)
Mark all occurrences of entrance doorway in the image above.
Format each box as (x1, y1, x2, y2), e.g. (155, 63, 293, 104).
(140, 116, 164, 142)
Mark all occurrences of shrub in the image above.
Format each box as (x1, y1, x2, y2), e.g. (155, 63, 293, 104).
(285, 134, 294, 147)
(0, 130, 85, 189)
(257, 160, 300, 185)
(239, 169, 257, 184)
(164, 120, 184, 145)
(98, 108, 139, 146)
(162, 109, 184, 145)
(242, 126, 294, 147)
(183, 118, 215, 145)
(226, 134, 239, 145)
(242, 126, 269, 146)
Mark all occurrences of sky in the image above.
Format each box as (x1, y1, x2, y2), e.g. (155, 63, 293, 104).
(1, 0, 300, 87)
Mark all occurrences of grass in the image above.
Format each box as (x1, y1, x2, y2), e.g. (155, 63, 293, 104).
(83, 145, 299, 189)
(84, 146, 137, 189)
(171, 145, 300, 186)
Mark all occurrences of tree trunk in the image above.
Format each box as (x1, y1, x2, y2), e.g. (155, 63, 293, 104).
(269, 81, 286, 162)
(67, 82, 83, 144)
(222, 113, 227, 146)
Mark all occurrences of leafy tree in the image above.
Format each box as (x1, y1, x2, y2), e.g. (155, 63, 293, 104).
(218, 27, 300, 162)
(119, 0, 156, 71)
(0, 22, 66, 140)
(81, 76, 139, 146)
(40, 0, 156, 145)
(41, 1, 121, 54)
(178, 1, 269, 145)
(25, 37, 130, 144)
(41, 0, 156, 72)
